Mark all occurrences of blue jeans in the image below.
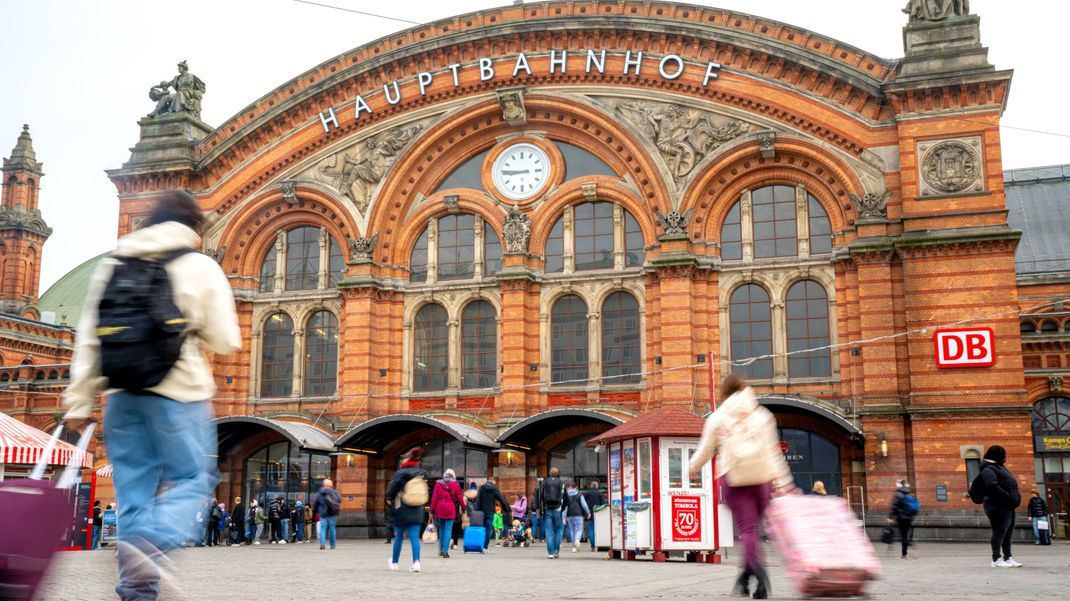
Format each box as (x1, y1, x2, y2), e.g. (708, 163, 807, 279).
(392, 523, 421, 564)
(281, 518, 290, 541)
(1032, 517, 1041, 542)
(319, 515, 337, 548)
(91, 524, 101, 550)
(294, 522, 303, 542)
(567, 516, 585, 549)
(434, 518, 453, 555)
(587, 518, 596, 549)
(483, 516, 496, 550)
(104, 392, 215, 600)
(543, 510, 564, 556)
(532, 513, 544, 540)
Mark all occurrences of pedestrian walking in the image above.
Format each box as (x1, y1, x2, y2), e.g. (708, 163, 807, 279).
(582, 482, 605, 551)
(207, 502, 224, 547)
(269, 497, 284, 544)
(384, 495, 395, 545)
(62, 190, 241, 599)
(194, 500, 208, 547)
(688, 374, 795, 600)
(429, 468, 465, 558)
(315, 479, 342, 550)
(968, 445, 1023, 567)
(291, 501, 306, 543)
(532, 478, 545, 543)
(386, 447, 429, 572)
(91, 501, 103, 550)
(475, 478, 511, 553)
(539, 468, 566, 559)
(251, 500, 266, 544)
(279, 497, 290, 545)
(887, 480, 920, 559)
(230, 497, 245, 545)
(1027, 489, 1049, 544)
(564, 481, 591, 553)
(812, 481, 827, 495)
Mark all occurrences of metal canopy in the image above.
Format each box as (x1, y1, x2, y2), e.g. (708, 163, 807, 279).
(334, 414, 498, 452)
(496, 409, 624, 448)
(757, 397, 863, 435)
(214, 416, 335, 453)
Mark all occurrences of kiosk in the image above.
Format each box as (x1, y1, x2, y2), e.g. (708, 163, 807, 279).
(588, 408, 732, 562)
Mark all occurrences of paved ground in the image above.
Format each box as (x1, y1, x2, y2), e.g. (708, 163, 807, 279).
(41, 539, 1068, 600)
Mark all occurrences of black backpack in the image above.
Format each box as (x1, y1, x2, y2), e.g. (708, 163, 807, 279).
(968, 471, 987, 504)
(97, 249, 194, 390)
(542, 478, 564, 508)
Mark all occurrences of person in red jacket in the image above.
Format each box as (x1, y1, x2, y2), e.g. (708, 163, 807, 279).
(429, 468, 465, 558)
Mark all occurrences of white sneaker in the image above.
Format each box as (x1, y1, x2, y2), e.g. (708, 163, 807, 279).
(389, 560, 399, 571)
(279, 540, 286, 545)
(410, 561, 421, 572)
(1004, 558, 1023, 568)
(991, 559, 1009, 568)
(547, 554, 554, 559)
(572, 546, 578, 553)
(253, 541, 260, 545)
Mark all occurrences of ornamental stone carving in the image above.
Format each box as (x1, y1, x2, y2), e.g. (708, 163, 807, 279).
(1051, 375, 1064, 393)
(443, 194, 460, 213)
(0, 206, 53, 237)
(146, 60, 206, 120)
(851, 191, 891, 221)
(757, 131, 776, 158)
(280, 180, 298, 205)
(497, 88, 527, 126)
(347, 233, 378, 261)
(904, 0, 970, 22)
(317, 124, 424, 215)
(609, 99, 750, 181)
(655, 208, 693, 237)
(204, 246, 226, 263)
(502, 203, 531, 254)
(918, 137, 983, 196)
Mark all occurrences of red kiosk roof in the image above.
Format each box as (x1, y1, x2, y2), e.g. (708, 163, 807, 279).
(587, 408, 705, 446)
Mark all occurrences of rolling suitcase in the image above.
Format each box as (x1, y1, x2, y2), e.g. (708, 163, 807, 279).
(766, 495, 881, 598)
(463, 526, 486, 553)
(0, 423, 95, 601)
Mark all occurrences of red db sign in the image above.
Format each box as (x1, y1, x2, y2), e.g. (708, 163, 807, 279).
(934, 328, 995, 368)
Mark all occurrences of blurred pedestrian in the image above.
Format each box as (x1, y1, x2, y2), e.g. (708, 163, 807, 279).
(969, 445, 1023, 567)
(292, 500, 306, 543)
(539, 468, 566, 559)
(386, 448, 428, 571)
(62, 190, 240, 599)
(207, 502, 224, 547)
(194, 500, 207, 547)
(475, 478, 510, 553)
(582, 481, 605, 551)
(315, 479, 342, 550)
(430, 468, 464, 558)
(230, 497, 245, 545)
(304, 502, 314, 543)
(511, 494, 528, 531)
(564, 481, 591, 553)
(269, 497, 284, 544)
(532, 478, 545, 543)
(384, 495, 395, 545)
(689, 374, 794, 600)
(251, 500, 266, 544)
(812, 481, 827, 496)
(887, 480, 919, 559)
(1027, 489, 1049, 544)
(279, 497, 291, 545)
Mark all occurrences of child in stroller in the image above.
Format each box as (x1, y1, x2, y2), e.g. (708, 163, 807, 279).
(505, 519, 529, 547)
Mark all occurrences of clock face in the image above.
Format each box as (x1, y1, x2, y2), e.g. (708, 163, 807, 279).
(491, 142, 551, 201)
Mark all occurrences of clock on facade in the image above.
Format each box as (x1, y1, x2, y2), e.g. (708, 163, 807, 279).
(490, 142, 551, 201)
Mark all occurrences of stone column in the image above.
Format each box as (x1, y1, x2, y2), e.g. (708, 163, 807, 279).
(740, 190, 754, 262)
(447, 318, 461, 390)
(795, 185, 811, 258)
(563, 206, 575, 273)
(771, 299, 787, 383)
(273, 232, 286, 293)
(426, 218, 438, 284)
(291, 328, 305, 397)
(473, 216, 485, 280)
(317, 228, 330, 289)
(587, 310, 602, 388)
(613, 203, 625, 270)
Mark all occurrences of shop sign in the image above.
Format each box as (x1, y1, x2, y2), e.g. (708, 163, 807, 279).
(670, 495, 702, 542)
(101, 508, 118, 545)
(1035, 434, 1070, 453)
(934, 327, 995, 368)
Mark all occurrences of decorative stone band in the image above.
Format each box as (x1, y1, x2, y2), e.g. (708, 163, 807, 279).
(0, 205, 53, 237)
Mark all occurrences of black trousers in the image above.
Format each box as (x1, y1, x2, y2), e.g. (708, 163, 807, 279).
(985, 507, 1015, 561)
(270, 518, 282, 541)
(896, 518, 913, 557)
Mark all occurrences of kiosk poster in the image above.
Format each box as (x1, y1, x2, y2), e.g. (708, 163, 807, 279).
(671, 495, 702, 542)
(101, 509, 118, 545)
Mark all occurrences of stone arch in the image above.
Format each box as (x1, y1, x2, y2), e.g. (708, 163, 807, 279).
(395, 189, 508, 272)
(529, 178, 657, 259)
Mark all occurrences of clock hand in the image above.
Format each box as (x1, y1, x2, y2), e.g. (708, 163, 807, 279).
(501, 169, 531, 175)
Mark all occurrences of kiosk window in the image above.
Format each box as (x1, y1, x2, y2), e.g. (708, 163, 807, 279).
(668, 448, 683, 488)
(638, 439, 652, 499)
(687, 448, 703, 489)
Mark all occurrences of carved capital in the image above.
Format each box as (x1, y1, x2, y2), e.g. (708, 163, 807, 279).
(655, 208, 693, 237)
(204, 246, 226, 263)
(502, 203, 532, 254)
(1050, 375, 1065, 393)
(443, 194, 460, 214)
(581, 182, 598, 201)
(346, 233, 378, 262)
(757, 130, 775, 158)
(851, 191, 891, 221)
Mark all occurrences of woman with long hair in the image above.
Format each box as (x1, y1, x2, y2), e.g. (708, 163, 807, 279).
(386, 447, 429, 572)
(689, 374, 794, 599)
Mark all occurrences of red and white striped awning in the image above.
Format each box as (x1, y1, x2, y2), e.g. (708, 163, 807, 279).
(96, 463, 113, 478)
(0, 412, 92, 468)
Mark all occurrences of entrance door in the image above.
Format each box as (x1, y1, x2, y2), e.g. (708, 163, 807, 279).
(1046, 483, 1068, 539)
(658, 438, 715, 551)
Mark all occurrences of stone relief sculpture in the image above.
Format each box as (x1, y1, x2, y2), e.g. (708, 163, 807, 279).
(904, 0, 970, 22)
(655, 208, 693, 237)
(204, 246, 226, 263)
(919, 138, 982, 195)
(280, 181, 298, 205)
(347, 233, 378, 261)
(147, 60, 206, 120)
(502, 203, 531, 254)
(611, 100, 749, 180)
(317, 124, 423, 215)
(497, 88, 527, 126)
(850, 191, 891, 221)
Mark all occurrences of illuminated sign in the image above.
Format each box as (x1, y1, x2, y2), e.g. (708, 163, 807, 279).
(934, 327, 995, 368)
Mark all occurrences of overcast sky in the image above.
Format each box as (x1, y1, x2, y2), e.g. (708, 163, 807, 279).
(1, 0, 1067, 291)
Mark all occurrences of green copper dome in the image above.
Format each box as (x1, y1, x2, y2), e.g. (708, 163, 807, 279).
(38, 253, 108, 327)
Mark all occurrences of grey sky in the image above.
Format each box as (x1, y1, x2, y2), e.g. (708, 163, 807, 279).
(1, 0, 1067, 291)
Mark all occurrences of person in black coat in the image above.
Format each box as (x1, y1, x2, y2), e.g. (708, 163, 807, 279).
(582, 481, 606, 551)
(886, 481, 917, 559)
(1027, 489, 1049, 544)
(977, 445, 1023, 567)
(230, 497, 245, 545)
(474, 480, 511, 552)
(385, 447, 428, 571)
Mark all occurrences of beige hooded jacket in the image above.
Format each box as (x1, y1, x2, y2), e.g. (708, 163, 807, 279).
(62, 222, 241, 419)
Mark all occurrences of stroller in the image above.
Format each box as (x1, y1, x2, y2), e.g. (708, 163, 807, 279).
(505, 519, 529, 547)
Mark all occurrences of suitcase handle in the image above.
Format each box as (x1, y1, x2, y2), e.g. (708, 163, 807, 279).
(28, 421, 97, 488)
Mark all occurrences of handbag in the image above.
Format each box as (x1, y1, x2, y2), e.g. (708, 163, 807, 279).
(422, 517, 438, 543)
(1037, 517, 1049, 531)
(880, 524, 895, 545)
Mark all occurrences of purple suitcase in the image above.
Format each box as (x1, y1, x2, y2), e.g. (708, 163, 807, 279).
(0, 424, 94, 600)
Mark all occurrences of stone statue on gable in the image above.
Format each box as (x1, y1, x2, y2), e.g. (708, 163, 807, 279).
(147, 60, 206, 120)
(904, 0, 970, 22)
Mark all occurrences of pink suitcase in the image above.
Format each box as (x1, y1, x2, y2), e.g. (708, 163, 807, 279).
(765, 495, 881, 598)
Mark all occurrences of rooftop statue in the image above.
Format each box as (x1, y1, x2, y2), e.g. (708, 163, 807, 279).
(147, 60, 206, 120)
(904, 0, 970, 22)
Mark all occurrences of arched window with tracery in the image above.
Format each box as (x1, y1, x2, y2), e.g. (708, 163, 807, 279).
(461, 301, 497, 389)
(729, 284, 773, 379)
(286, 226, 320, 291)
(413, 304, 448, 392)
(261, 313, 294, 397)
(544, 202, 644, 274)
(410, 229, 429, 283)
(304, 311, 338, 396)
(551, 295, 589, 385)
(259, 243, 277, 293)
(786, 280, 831, 378)
(751, 185, 798, 258)
(258, 227, 346, 293)
(602, 292, 641, 384)
(437, 214, 475, 281)
(409, 215, 501, 284)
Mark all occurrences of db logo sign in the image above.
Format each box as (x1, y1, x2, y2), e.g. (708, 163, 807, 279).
(934, 328, 995, 368)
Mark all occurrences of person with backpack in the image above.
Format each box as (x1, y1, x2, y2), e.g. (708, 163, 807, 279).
(291, 501, 306, 543)
(1027, 489, 1050, 544)
(315, 479, 342, 550)
(564, 481, 591, 554)
(386, 447, 429, 572)
(475, 479, 511, 553)
(887, 480, 919, 559)
(62, 190, 241, 598)
(269, 497, 284, 544)
(969, 445, 1023, 567)
(539, 467, 567, 559)
(429, 468, 465, 558)
(688, 374, 794, 600)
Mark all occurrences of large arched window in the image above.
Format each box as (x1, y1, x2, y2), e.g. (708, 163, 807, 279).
(409, 214, 501, 284)
(545, 202, 644, 273)
(602, 292, 640, 384)
(624, 211, 644, 267)
(410, 229, 429, 283)
(258, 227, 346, 293)
(328, 238, 346, 287)
(304, 311, 339, 396)
(261, 313, 295, 397)
(545, 218, 565, 273)
(461, 301, 497, 389)
(574, 202, 615, 270)
(808, 197, 833, 254)
(721, 202, 742, 260)
(1033, 397, 1070, 435)
(484, 222, 502, 277)
(437, 214, 475, 281)
(752, 185, 798, 258)
(259, 244, 277, 293)
(413, 304, 448, 392)
(786, 281, 831, 378)
(285, 226, 321, 291)
(551, 295, 589, 385)
(729, 284, 773, 379)
(720, 186, 834, 261)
